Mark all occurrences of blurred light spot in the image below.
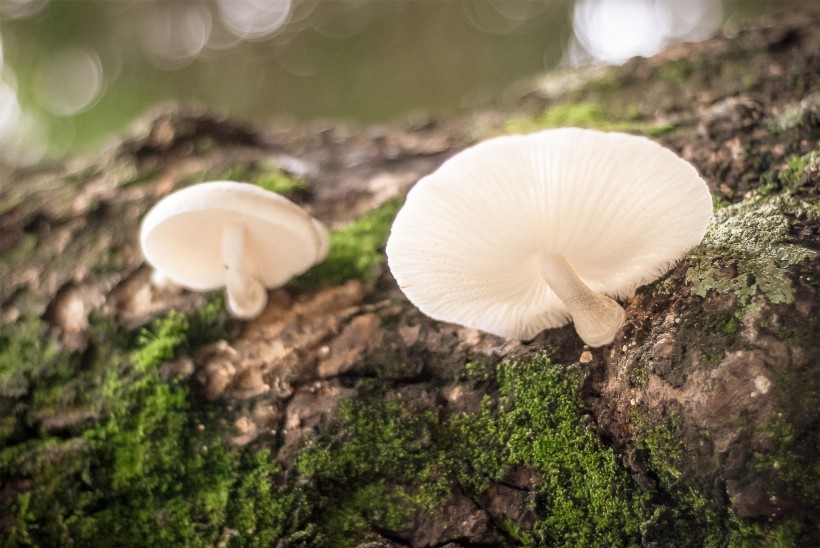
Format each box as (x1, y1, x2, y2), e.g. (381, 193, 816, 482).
(657, 0, 722, 41)
(0, 77, 22, 141)
(204, 20, 243, 52)
(0, 76, 46, 166)
(287, 0, 320, 24)
(37, 47, 103, 116)
(217, 0, 291, 40)
(572, 0, 664, 64)
(141, 2, 212, 67)
(0, 0, 49, 19)
(8, 111, 48, 165)
(570, 0, 722, 66)
(462, 1, 527, 35)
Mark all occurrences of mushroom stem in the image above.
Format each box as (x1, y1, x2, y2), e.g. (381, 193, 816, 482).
(540, 254, 625, 347)
(222, 222, 267, 319)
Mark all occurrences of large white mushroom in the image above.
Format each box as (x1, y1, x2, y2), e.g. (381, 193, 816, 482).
(140, 181, 329, 319)
(386, 128, 713, 347)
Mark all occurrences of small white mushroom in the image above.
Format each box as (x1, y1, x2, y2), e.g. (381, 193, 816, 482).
(140, 181, 329, 319)
(386, 128, 713, 347)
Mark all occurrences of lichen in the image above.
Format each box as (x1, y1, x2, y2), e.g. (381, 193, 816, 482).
(769, 90, 820, 134)
(686, 193, 817, 314)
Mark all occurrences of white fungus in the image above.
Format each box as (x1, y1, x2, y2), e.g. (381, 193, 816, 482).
(386, 128, 713, 347)
(140, 181, 329, 319)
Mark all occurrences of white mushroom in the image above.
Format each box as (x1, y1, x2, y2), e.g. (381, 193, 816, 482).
(386, 128, 713, 347)
(140, 181, 329, 319)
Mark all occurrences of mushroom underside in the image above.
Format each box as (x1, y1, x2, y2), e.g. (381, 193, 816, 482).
(540, 254, 625, 347)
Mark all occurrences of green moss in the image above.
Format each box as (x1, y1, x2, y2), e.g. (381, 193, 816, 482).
(130, 310, 188, 371)
(507, 101, 676, 136)
(724, 315, 741, 335)
(637, 423, 725, 545)
(686, 193, 817, 313)
(294, 399, 442, 545)
(753, 418, 820, 508)
(89, 248, 127, 278)
(0, 306, 289, 547)
(641, 422, 684, 491)
(655, 58, 700, 84)
(713, 194, 732, 211)
(216, 162, 308, 195)
(0, 233, 37, 268)
(250, 168, 307, 195)
(510, 101, 611, 131)
(783, 151, 819, 187)
(758, 151, 819, 196)
(481, 356, 648, 545)
(284, 354, 650, 545)
(294, 198, 402, 289)
(0, 317, 65, 401)
(634, 411, 814, 546)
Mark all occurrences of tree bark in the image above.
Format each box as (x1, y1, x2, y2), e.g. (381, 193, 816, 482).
(1, 9, 818, 547)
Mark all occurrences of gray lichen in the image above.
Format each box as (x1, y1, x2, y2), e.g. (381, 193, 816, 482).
(686, 192, 817, 313)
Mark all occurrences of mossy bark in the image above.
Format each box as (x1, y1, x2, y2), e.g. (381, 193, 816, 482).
(1, 9, 818, 547)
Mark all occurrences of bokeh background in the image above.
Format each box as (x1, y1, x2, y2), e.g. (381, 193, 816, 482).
(0, 0, 806, 165)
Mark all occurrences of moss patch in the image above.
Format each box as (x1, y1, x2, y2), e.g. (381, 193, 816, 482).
(293, 198, 402, 289)
(296, 393, 448, 545)
(292, 354, 649, 546)
(200, 161, 308, 195)
(470, 356, 649, 546)
(507, 101, 676, 136)
(636, 416, 807, 547)
(1, 314, 808, 545)
(0, 304, 288, 547)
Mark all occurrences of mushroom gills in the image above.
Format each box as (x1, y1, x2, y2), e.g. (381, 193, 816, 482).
(540, 254, 625, 347)
(222, 222, 267, 319)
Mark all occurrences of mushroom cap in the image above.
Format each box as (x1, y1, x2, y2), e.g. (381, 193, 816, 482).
(386, 128, 713, 340)
(140, 181, 329, 290)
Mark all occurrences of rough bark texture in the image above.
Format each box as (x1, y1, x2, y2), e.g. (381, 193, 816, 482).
(1, 9, 818, 547)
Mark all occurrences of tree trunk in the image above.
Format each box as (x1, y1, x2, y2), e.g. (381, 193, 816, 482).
(1, 9, 818, 547)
